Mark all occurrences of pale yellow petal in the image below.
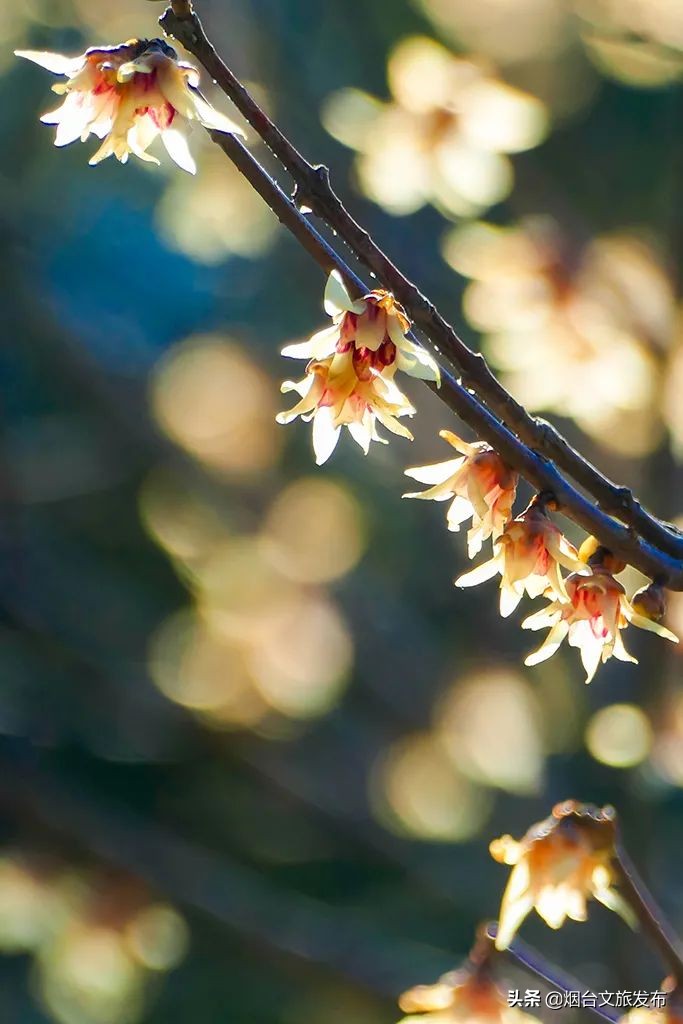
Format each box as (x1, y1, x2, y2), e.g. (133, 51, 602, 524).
(524, 620, 569, 665)
(455, 556, 500, 588)
(15, 49, 84, 75)
(324, 270, 365, 317)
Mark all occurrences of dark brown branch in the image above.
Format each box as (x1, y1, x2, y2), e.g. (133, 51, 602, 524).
(160, 9, 683, 589)
(613, 841, 683, 987)
(160, 5, 683, 567)
(203, 130, 683, 585)
(482, 925, 620, 1024)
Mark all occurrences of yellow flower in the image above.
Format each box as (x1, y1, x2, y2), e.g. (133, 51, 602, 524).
(490, 800, 635, 951)
(404, 431, 518, 557)
(456, 502, 588, 616)
(16, 38, 243, 172)
(282, 271, 440, 383)
(277, 272, 438, 463)
(277, 351, 415, 465)
(443, 220, 669, 458)
(398, 966, 537, 1024)
(522, 567, 678, 683)
(324, 36, 546, 218)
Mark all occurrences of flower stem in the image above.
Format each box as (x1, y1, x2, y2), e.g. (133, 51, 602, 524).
(613, 842, 683, 987)
(484, 924, 620, 1024)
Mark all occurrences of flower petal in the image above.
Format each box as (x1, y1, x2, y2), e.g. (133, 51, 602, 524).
(499, 583, 523, 618)
(15, 49, 84, 76)
(455, 556, 500, 588)
(324, 270, 365, 317)
(403, 457, 464, 486)
(624, 609, 679, 643)
(524, 620, 569, 665)
(312, 407, 341, 465)
(162, 126, 197, 174)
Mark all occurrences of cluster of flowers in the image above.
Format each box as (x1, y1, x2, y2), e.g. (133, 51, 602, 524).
(404, 433, 678, 681)
(278, 277, 678, 683)
(17, 42, 678, 682)
(16, 38, 243, 173)
(277, 271, 440, 464)
(398, 801, 680, 1024)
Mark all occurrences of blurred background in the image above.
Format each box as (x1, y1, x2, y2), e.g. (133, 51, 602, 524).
(1, 0, 683, 1021)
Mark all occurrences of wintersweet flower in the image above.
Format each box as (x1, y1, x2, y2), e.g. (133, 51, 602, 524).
(281, 272, 440, 384)
(277, 351, 416, 465)
(490, 800, 635, 951)
(522, 567, 678, 683)
(16, 38, 243, 172)
(399, 966, 537, 1024)
(404, 431, 518, 557)
(455, 502, 588, 616)
(277, 272, 438, 463)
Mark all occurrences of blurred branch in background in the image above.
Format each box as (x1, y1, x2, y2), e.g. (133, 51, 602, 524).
(0, 739, 455, 998)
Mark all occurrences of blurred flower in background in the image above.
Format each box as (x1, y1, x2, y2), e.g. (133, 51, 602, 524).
(146, 332, 365, 731)
(398, 962, 538, 1024)
(444, 218, 678, 456)
(577, 0, 683, 88)
(156, 133, 278, 263)
(0, 852, 186, 1024)
(490, 800, 633, 950)
(322, 36, 547, 217)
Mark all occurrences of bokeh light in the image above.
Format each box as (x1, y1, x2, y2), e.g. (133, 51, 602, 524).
(372, 732, 492, 842)
(585, 703, 653, 768)
(0, 853, 186, 1024)
(151, 335, 281, 477)
(261, 477, 366, 584)
(149, 533, 353, 728)
(436, 667, 545, 795)
(650, 689, 683, 786)
(157, 135, 278, 264)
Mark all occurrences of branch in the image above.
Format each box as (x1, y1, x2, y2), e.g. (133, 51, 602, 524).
(613, 841, 683, 988)
(482, 925, 620, 1024)
(159, 6, 683, 589)
(0, 744, 453, 998)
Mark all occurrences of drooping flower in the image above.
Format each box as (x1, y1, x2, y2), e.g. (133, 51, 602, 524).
(490, 800, 635, 951)
(522, 567, 679, 683)
(399, 965, 538, 1024)
(404, 431, 518, 557)
(16, 38, 243, 172)
(277, 271, 438, 463)
(282, 271, 440, 383)
(277, 352, 416, 465)
(455, 501, 588, 616)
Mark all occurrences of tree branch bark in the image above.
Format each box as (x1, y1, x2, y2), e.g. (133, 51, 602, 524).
(160, 7, 683, 589)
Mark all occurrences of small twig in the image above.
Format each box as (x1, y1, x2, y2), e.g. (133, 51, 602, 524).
(613, 842, 683, 988)
(484, 925, 620, 1024)
(159, 4, 683, 572)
